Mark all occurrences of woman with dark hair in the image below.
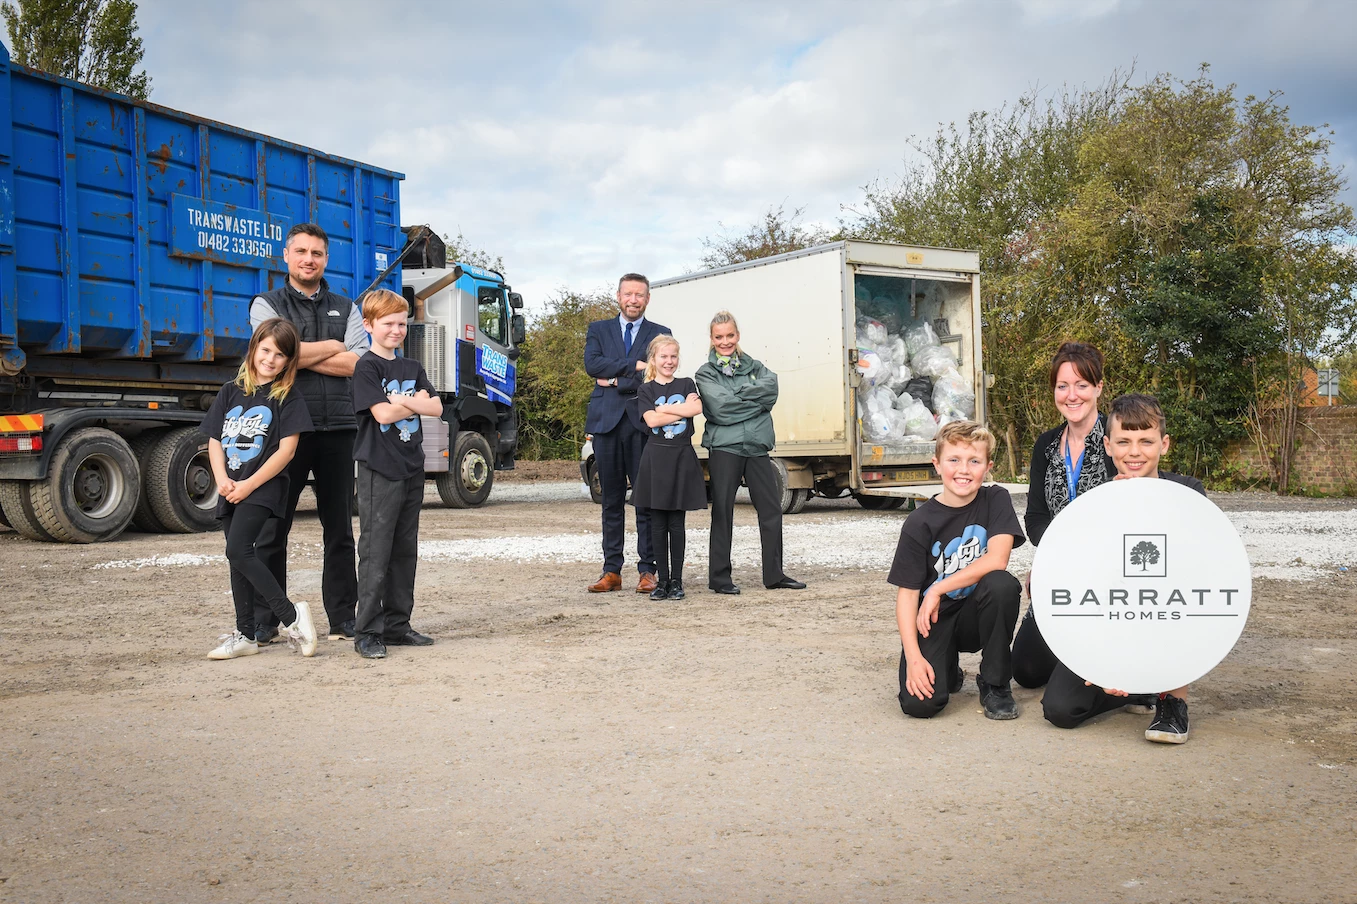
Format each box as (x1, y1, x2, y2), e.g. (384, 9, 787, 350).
(1011, 341, 1115, 688)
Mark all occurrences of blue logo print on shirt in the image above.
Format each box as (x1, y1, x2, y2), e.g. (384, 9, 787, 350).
(651, 393, 688, 438)
(380, 379, 421, 442)
(221, 405, 272, 471)
(930, 525, 990, 599)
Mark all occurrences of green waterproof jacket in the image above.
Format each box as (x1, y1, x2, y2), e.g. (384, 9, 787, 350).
(694, 349, 779, 456)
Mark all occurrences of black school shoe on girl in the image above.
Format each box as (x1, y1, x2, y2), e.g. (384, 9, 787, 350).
(650, 581, 670, 601)
(1145, 694, 1190, 744)
(668, 580, 686, 601)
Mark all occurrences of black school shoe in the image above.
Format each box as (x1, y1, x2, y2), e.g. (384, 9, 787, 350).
(328, 619, 357, 641)
(765, 577, 807, 590)
(976, 677, 1019, 720)
(649, 581, 671, 601)
(354, 635, 387, 659)
(668, 580, 686, 601)
(385, 630, 435, 646)
(1145, 695, 1190, 744)
(255, 625, 281, 645)
(711, 584, 741, 595)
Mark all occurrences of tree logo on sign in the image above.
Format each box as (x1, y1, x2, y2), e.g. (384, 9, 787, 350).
(1124, 534, 1168, 578)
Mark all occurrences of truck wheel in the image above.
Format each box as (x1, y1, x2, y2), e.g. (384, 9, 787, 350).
(0, 480, 55, 541)
(29, 428, 140, 542)
(146, 427, 219, 533)
(855, 494, 907, 511)
(587, 459, 602, 505)
(436, 432, 494, 508)
(0, 492, 9, 529)
(770, 459, 809, 515)
(129, 429, 170, 532)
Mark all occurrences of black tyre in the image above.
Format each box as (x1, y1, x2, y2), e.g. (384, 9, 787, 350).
(435, 431, 494, 508)
(129, 429, 170, 532)
(29, 427, 140, 542)
(770, 458, 810, 515)
(855, 494, 907, 511)
(0, 479, 55, 541)
(587, 458, 602, 505)
(146, 427, 219, 533)
(0, 492, 9, 529)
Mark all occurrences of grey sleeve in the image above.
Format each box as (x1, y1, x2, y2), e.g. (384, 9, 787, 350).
(250, 297, 278, 330)
(345, 306, 370, 354)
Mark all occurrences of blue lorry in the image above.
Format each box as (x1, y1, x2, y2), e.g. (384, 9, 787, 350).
(0, 39, 523, 542)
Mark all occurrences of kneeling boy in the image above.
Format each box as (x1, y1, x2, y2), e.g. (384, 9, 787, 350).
(1040, 393, 1204, 743)
(351, 289, 444, 659)
(890, 421, 1025, 720)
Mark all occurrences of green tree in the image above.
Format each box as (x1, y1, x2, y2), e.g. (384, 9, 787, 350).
(2, 0, 151, 99)
(441, 229, 504, 274)
(700, 203, 831, 269)
(515, 289, 617, 459)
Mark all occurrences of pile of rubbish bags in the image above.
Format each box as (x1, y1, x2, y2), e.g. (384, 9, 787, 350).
(855, 312, 976, 446)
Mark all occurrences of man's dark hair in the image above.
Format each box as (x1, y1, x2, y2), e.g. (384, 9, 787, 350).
(286, 223, 329, 250)
(1109, 393, 1166, 435)
(1048, 341, 1104, 389)
(618, 273, 649, 291)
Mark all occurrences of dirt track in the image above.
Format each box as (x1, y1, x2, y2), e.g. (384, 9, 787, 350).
(1, 475, 1355, 903)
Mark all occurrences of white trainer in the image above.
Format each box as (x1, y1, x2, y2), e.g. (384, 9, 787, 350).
(289, 601, 318, 657)
(207, 631, 259, 660)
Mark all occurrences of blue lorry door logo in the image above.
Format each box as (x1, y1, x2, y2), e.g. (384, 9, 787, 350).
(930, 525, 990, 599)
(221, 405, 272, 470)
(476, 346, 517, 404)
(652, 393, 688, 438)
(380, 379, 421, 442)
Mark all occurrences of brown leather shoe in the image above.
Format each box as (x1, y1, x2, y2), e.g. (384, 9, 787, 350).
(636, 572, 658, 593)
(588, 572, 622, 593)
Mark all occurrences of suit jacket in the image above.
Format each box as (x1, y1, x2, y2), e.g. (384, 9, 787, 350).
(584, 316, 669, 434)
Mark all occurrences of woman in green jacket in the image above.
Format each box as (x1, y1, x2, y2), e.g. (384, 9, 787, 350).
(695, 311, 806, 595)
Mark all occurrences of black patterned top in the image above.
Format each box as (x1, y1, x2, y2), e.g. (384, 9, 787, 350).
(1024, 414, 1114, 546)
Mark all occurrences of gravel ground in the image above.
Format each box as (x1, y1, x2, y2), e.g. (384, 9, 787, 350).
(1, 481, 1354, 903)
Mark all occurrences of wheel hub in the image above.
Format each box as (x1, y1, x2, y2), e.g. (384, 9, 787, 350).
(460, 451, 488, 491)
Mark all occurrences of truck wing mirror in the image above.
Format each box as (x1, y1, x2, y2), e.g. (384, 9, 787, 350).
(508, 292, 524, 310)
(511, 313, 526, 346)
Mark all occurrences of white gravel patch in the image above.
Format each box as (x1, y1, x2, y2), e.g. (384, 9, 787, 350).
(414, 508, 1357, 582)
(93, 553, 225, 570)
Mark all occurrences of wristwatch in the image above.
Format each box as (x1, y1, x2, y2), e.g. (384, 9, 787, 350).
(609, 378, 618, 386)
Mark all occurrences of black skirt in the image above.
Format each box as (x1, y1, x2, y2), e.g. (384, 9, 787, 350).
(633, 440, 708, 511)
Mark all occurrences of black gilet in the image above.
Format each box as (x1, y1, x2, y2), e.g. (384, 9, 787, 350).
(259, 279, 357, 431)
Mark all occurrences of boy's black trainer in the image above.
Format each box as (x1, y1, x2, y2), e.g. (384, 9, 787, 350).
(976, 677, 1019, 720)
(1145, 694, 1190, 744)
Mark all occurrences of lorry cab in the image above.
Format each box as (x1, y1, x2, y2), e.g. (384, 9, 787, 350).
(399, 255, 525, 508)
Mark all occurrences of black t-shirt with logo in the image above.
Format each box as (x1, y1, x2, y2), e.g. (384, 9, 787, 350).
(200, 382, 314, 517)
(352, 353, 437, 480)
(888, 484, 1026, 599)
(637, 377, 699, 445)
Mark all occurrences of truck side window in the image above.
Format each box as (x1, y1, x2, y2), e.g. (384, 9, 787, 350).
(478, 287, 506, 344)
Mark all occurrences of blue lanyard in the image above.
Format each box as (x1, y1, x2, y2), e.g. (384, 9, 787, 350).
(1063, 432, 1085, 503)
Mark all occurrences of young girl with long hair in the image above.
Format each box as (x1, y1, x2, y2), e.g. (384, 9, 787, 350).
(633, 335, 707, 600)
(201, 318, 318, 659)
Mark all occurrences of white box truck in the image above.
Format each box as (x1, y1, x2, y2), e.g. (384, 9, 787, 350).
(644, 240, 984, 513)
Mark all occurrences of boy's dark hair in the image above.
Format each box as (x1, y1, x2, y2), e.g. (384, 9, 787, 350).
(286, 222, 329, 250)
(1109, 393, 1165, 435)
(1048, 341, 1104, 389)
(618, 272, 650, 291)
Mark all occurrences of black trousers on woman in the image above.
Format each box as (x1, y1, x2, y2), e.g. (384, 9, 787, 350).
(707, 450, 785, 589)
(223, 502, 297, 638)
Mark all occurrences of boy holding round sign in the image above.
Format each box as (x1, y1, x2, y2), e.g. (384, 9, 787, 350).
(1035, 393, 1246, 745)
(889, 422, 1026, 721)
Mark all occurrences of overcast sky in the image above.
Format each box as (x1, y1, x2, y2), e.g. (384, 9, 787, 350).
(134, 0, 1357, 309)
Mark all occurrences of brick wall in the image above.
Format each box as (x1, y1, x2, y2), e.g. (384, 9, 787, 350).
(1224, 405, 1357, 495)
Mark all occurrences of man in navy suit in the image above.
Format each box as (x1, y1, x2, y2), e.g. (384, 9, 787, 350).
(584, 273, 668, 593)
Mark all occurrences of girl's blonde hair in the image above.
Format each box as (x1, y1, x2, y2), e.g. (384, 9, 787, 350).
(709, 310, 743, 356)
(236, 317, 300, 401)
(643, 334, 680, 381)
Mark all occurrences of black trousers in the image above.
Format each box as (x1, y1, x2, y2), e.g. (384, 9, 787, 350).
(223, 503, 296, 638)
(1041, 662, 1131, 728)
(650, 509, 687, 585)
(595, 418, 654, 575)
(355, 465, 424, 642)
(707, 450, 785, 589)
(1012, 606, 1059, 689)
(255, 429, 359, 631)
(898, 571, 1022, 719)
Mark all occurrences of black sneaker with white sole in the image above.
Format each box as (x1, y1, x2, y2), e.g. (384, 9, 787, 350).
(1145, 694, 1190, 744)
(976, 677, 1019, 720)
(328, 619, 356, 641)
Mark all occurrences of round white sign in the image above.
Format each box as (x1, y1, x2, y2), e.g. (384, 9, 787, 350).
(1029, 478, 1251, 694)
